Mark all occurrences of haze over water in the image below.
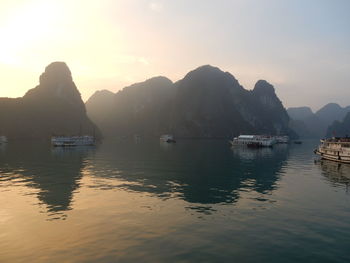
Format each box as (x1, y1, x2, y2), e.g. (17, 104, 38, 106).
(1, 140, 349, 262)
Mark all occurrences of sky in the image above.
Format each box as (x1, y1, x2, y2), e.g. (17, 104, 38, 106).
(0, 0, 349, 111)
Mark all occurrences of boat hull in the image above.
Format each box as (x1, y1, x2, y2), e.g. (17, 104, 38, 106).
(230, 136, 276, 147)
(51, 136, 95, 147)
(315, 149, 350, 164)
(160, 135, 176, 143)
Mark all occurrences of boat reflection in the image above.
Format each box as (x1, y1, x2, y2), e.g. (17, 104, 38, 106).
(0, 143, 6, 152)
(318, 160, 350, 188)
(231, 146, 274, 160)
(0, 142, 91, 220)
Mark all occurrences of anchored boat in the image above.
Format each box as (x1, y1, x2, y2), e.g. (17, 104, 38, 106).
(51, 135, 95, 147)
(160, 134, 176, 143)
(314, 137, 350, 163)
(275, 135, 290, 144)
(230, 135, 276, 147)
(0, 136, 7, 144)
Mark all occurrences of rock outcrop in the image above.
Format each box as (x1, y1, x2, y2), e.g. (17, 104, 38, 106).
(87, 65, 293, 138)
(287, 107, 314, 121)
(287, 103, 350, 138)
(326, 112, 350, 138)
(316, 103, 350, 125)
(0, 62, 100, 140)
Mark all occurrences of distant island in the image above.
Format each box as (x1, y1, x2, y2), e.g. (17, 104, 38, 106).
(86, 65, 295, 139)
(287, 103, 350, 138)
(2, 62, 349, 141)
(0, 62, 100, 140)
(326, 112, 350, 138)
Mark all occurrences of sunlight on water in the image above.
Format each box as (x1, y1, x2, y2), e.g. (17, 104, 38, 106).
(1, 140, 350, 262)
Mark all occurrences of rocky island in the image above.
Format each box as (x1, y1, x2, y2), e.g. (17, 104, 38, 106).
(0, 62, 100, 140)
(87, 65, 294, 138)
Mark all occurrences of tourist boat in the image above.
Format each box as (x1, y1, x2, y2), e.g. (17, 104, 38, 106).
(314, 137, 350, 163)
(134, 134, 141, 142)
(230, 135, 276, 147)
(0, 136, 7, 144)
(51, 135, 95, 147)
(160, 134, 176, 143)
(274, 135, 289, 144)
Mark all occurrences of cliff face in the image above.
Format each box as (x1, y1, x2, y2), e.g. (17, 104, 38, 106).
(250, 80, 290, 134)
(168, 66, 291, 137)
(0, 62, 100, 140)
(326, 112, 350, 137)
(316, 103, 350, 125)
(87, 65, 293, 138)
(287, 107, 314, 121)
(86, 76, 174, 137)
(287, 103, 350, 138)
(169, 65, 251, 137)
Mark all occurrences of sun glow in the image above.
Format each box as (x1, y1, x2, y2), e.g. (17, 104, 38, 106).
(0, 0, 62, 66)
(0, 0, 349, 108)
(0, 0, 154, 99)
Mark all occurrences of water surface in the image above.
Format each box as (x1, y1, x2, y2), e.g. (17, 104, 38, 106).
(0, 140, 349, 262)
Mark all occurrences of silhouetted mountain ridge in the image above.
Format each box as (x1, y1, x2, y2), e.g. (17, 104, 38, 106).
(287, 103, 350, 138)
(287, 107, 314, 121)
(0, 62, 100, 139)
(326, 112, 350, 137)
(87, 65, 294, 138)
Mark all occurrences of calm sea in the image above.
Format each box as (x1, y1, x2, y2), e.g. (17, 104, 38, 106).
(0, 139, 349, 262)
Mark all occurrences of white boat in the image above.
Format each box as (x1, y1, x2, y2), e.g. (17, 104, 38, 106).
(274, 135, 289, 144)
(134, 134, 141, 141)
(51, 135, 95, 147)
(0, 136, 7, 144)
(314, 137, 350, 163)
(230, 135, 276, 147)
(160, 134, 176, 143)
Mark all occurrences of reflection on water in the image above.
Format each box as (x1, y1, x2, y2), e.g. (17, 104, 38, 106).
(318, 160, 350, 189)
(0, 143, 6, 153)
(85, 140, 289, 213)
(0, 140, 345, 216)
(0, 143, 93, 219)
(0, 140, 289, 218)
(1, 140, 350, 262)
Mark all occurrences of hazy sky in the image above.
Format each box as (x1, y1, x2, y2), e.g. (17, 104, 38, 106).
(0, 0, 349, 111)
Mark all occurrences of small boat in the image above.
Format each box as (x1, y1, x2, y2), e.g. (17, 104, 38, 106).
(314, 137, 350, 163)
(134, 134, 141, 142)
(274, 135, 290, 144)
(230, 135, 276, 147)
(294, 141, 302, 144)
(160, 134, 176, 143)
(0, 136, 7, 144)
(51, 135, 95, 147)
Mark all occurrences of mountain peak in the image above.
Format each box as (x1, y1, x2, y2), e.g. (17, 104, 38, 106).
(0, 62, 100, 139)
(316, 102, 349, 125)
(138, 76, 173, 87)
(317, 103, 342, 112)
(86, 90, 115, 104)
(253, 80, 275, 94)
(24, 62, 82, 106)
(38, 62, 72, 87)
(287, 107, 314, 121)
(120, 76, 173, 95)
(179, 64, 243, 94)
(185, 65, 234, 79)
